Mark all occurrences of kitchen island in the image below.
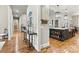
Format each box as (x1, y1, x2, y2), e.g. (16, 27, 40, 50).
(49, 28, 75, 41)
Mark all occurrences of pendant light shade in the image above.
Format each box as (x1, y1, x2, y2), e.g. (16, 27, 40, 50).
(64, 15, 68, 19)
(64, 9, 68, 19)
(55, 12, 61, 17)
(55, 5, 62, 18)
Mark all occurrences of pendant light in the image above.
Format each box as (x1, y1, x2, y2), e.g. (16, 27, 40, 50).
(55, 5, 61, 18)
(64, 9, 68, 19)
(64, 9, 68, 28)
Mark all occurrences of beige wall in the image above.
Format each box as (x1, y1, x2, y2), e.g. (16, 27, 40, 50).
(0, 5, 8, 34)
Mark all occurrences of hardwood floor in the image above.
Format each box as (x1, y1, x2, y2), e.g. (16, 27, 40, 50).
(0, 24, 37, 53)
(41, 34, 79, 53)
(0, 31, 37, 53)
(0, 23, 79, 53)
(17, 32, 37, 53)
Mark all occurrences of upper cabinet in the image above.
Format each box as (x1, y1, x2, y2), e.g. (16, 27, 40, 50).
(41, 6, 49, 20)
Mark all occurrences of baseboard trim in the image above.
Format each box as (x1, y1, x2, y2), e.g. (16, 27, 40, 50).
(40, 42, 49, 49)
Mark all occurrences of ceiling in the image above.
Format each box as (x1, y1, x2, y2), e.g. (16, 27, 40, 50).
(10, 5, 27, 18)
(49, 5, 79, 16)
(10, 5, 79, 18)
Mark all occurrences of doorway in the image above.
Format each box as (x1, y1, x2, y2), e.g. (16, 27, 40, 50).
(13, 18, 19, 32)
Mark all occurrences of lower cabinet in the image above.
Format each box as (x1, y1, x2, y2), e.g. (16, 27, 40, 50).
(49, 29, 75, 41)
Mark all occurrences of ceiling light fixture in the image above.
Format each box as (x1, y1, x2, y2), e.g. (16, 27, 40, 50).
(55, 5, 62, 18)
(64, 9, 68, 19)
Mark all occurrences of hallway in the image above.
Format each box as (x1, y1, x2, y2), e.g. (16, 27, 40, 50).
(0, 23, 37, 53)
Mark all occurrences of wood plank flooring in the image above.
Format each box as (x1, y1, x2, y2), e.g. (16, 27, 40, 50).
(0, 23, 37, 53)
(0, 31, 37, 53)
(41, 34, 79, 53)
(0, 23, 79, 53)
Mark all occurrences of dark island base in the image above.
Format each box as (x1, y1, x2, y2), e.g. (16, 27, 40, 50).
(49, 29, 75, 41)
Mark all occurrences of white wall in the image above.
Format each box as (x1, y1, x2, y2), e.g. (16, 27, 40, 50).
(19, 14, 27, 32)
(26, 6, 50, 51)
(41, 6, 49, 20)
(0, 5, 8, 34)
(27, 5, 41, 51)
(0, 5, 13, 40)
(72, 16, 78, 27)
(40, 6, 49, 49)
(72, 15, 79, 31)
(8, 6, 13, 40)
(41, 24, 49, 48)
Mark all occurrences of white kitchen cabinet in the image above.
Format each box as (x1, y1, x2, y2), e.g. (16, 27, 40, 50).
(41, 6, 49, 20)
(41, 25, 49, 48)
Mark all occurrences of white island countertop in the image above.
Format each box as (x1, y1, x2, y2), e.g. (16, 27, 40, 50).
(49, 27, 68, 30)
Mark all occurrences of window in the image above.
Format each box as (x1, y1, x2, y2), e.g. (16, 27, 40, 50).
(55, 20, 58, 27)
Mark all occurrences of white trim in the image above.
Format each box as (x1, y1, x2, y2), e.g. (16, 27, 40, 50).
(34, 45, 41, 52)
(40, 42, 49, 49)
(0, 41, 5, 50)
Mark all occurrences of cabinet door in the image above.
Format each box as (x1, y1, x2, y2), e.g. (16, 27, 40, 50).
(42, 6, 49, 20)
(41, 25, 49, 45)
